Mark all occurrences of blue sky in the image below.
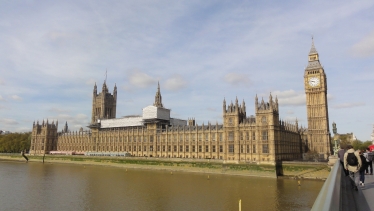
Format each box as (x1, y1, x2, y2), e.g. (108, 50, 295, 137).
(0, 0, 373, 141)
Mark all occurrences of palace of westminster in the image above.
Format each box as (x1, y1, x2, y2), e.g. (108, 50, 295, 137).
(29, 41, 332, 163)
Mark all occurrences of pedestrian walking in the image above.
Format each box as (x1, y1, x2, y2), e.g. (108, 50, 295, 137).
(344, 145, 362, 191)
(338, 145, 348, 176)
(364, 148, 373, 175)
(359, 150, 368, 187)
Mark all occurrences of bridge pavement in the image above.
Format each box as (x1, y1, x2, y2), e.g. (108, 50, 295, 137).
(359, 173, 374, 210)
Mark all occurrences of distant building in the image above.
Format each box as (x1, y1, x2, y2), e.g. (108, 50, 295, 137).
(0, 130, 11, 135)
(29, 79, 307, 163)
(29, 41, 334, 163)
(332, 122, 357, 144)
(371, 125, 374, 144)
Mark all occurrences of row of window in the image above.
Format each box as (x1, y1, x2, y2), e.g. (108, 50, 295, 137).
(62, 131, 268, 143)
(63, 144, 270, 154)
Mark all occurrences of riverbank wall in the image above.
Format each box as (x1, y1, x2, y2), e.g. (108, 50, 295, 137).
(0, 154, 330, 179)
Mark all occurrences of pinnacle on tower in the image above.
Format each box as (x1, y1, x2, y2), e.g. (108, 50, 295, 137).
(306, 37, 322, 70)
(113, 83, 117, 96)
(309, 36, 318, 55)
(102, 81, 108, 93)
(153, 81, 163, 108)
(64, 121, 68, 133)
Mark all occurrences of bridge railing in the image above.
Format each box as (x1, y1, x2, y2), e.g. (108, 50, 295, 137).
(311, 159, 372, 211)
(311, 161, 341, 211)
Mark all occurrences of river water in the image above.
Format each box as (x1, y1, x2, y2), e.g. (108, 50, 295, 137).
(0, 161, 323, 211)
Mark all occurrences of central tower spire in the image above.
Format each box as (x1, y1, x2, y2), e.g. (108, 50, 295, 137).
(153, 81, 163, 108)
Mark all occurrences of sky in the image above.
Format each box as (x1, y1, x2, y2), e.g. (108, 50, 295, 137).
(0, 0, 373, 141)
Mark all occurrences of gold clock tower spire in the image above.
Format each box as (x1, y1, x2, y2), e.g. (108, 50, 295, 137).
(304, 38, 331, 160)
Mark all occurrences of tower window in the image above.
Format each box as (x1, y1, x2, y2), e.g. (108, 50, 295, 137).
(228, 144, 234, 153)
(228, 132, 234, 141)
(262, 144, 269, 153)
(262, 131, 268, 141)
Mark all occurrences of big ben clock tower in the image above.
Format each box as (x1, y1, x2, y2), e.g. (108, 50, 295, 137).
(304, 38, 332, 160)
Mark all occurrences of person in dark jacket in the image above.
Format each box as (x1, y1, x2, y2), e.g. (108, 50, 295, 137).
(359, 150, 368, 187)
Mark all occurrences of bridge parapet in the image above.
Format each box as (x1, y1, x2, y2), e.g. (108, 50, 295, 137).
(311, 161, 371, 211)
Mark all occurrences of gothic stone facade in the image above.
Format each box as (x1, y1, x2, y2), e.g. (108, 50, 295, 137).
(304, 40, 332, 159)
(30, 82, 303, 164)
(29, 41, 338, 163)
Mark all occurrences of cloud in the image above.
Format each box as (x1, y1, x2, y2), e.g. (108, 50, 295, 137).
(0, 118, 19, 125)
(11, 95, 22, 101)
(164, 75, 187, 91)
(126, 69, 157, 89)
(283, 116, 300, 122)
(40, 113, 90, 131)
(0, 78, 4, 85)
(207, 107, 216, 111)
(351, 30, 374, 57)
(271, 90, 306, 106)
(333, 102, 365, 109)
(0, 95, 5, 101)
(76, 114, 88, 120)
(224, 73, 251, 86)
(45, 31, 71, 41)
(48, 108, 71, 113)
(15, 127, 32, 132)
(86, 78, 96, 86)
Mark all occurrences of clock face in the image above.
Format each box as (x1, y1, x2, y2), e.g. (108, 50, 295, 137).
(308, 77, 320, 87)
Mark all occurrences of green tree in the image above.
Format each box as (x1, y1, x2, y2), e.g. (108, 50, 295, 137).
(361, 141, 372, 150)
(0, 132, 31, 153)
(350, 140, 373, 151)
(352, 140, 362, 150)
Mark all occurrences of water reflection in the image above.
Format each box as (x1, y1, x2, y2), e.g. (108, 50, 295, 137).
(0, 161, 323, 211)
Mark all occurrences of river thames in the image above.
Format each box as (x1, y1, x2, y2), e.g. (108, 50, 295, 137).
(0, 161, 323, 211)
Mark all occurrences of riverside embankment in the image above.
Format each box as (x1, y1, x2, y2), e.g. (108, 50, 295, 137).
(0, 154, 330, 179)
